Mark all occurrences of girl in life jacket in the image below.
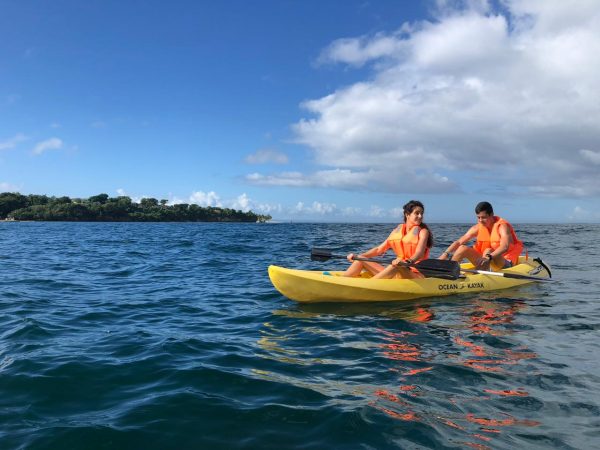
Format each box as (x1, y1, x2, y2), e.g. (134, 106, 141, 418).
(342, 200, 433, 279)
(439, 201, 524, 271)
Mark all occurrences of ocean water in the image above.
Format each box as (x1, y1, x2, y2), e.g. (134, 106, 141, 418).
(1, 222, 599, 449)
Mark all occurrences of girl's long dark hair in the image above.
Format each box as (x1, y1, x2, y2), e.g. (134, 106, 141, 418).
(403, 200, 433, 248)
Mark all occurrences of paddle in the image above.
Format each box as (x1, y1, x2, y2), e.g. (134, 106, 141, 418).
(310, 248, 461, 279)
(459, 268, 553, 282)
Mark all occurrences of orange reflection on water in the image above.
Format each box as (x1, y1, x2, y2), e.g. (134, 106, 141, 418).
(379, 407, 419, 421)
(373, 389, 418, 421)
(373, 300, 540, 448)
(448, 300, 542, 448)
(466, 413, 541, 427)
(381, 343, 421, 361)
(403, 366, 434, 376)
(459, 441, 492, 450)
(472, 433, 492, 441)
(484, 388, 528, 397)
(375, 389, 407, 405)
(504, 349, 537, 361)
(463, 358, 518, 373)
(440, 418, 465, 431)
(379, 329, 417, 339)
(454, 301, 538, 374)
(414, 307, 434, 322)
(454, 337, 487, 357)
(467, 302, 526, 336)
(400, 385, 417, 391)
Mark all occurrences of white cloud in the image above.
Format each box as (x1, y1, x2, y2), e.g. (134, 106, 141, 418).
(0, 181, 20, 191)
(318, 33, 407, 67)
(368, 205, 385, 218)
(252, 202, 283, 215)
(580, 149, 600, 165)
(271, 1, 600, 198)
(111, 189, 280, 215)
(114, 188, 145, 203)
(32, 137, 63, 155)
(244, 149, 289, 165)
(567, 205, 600, 222)
(0, 133, 28, 151)
(188, 191, 222, 207)
(231, 193, 251, 211)
(294, 201, 338, 215)
(341, 206, 362, 216)
(247, 168, 457, 193)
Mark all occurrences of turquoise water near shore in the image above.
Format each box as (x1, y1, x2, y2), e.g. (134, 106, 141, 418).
(1, 222, 599, 449)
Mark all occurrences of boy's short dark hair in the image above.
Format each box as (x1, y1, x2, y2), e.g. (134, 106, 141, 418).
(475, 201, 494, 215)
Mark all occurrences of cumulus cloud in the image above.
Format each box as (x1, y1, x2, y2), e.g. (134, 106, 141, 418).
(253, 0, 600, 198)
(0, 133, 28, 151)
(231, 193, 251, 211)
(32, 137, 63, 155)
(317, 32, 408, 67)
(244, 149, 289, 165)
(112, 188, 282, 216)
(294, 201, 338, 215)
(189, 191, 222, 207)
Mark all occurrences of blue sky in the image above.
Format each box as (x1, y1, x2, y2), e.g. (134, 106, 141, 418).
(1, 0, 599, 222)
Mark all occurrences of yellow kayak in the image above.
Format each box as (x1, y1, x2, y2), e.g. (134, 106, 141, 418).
(268, 256, 551, 303)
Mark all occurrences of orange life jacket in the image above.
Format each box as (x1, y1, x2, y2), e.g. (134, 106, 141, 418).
(474, 216, 523, 264)
(376, 224, 430, 261)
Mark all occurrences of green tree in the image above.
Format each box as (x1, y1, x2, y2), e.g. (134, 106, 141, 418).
(89, 193, 109, 204)
(52, 196, 72, 204)
(27, 194, 49, 206)
(140, 197, 159, 208)
(0, 192, 28, 219)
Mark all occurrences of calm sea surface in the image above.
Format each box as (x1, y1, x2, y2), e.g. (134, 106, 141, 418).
(1, 222, 599, 449)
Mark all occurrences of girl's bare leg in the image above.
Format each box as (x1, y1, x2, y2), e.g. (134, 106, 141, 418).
(342, 261, 384, 277)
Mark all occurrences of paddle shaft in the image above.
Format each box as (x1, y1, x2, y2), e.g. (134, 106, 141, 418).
(337, 253, 393, 265)
(460, 268, 552, 282)
(318, 252, 422, 268)
(310, 249, 460, 278)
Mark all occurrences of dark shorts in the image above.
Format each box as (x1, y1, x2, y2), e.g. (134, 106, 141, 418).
(502, 259, 513, 269)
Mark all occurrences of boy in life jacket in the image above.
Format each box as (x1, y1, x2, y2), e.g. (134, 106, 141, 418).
(438, 201, 524, 271)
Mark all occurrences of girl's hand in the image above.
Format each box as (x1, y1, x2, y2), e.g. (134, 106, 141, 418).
(476, 257, 490, 270)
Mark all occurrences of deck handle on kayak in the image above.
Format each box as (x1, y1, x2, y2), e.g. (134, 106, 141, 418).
(310, 248, 461, 280)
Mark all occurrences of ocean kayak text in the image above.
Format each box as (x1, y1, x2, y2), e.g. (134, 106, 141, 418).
(438, 282, 485, 290)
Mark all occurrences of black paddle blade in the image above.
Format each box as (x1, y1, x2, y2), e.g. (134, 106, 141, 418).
(310, 248, 334, 262)
(414, 259, 461, 280)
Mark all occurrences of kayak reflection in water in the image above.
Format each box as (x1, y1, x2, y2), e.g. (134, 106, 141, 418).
(438, 201, 524, 271)
(342, 200, 434, 279)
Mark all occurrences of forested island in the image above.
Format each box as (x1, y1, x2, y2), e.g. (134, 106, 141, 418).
(0, 192, 271, 223)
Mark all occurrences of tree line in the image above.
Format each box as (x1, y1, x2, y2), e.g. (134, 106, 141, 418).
(0, 192, 271, 223)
